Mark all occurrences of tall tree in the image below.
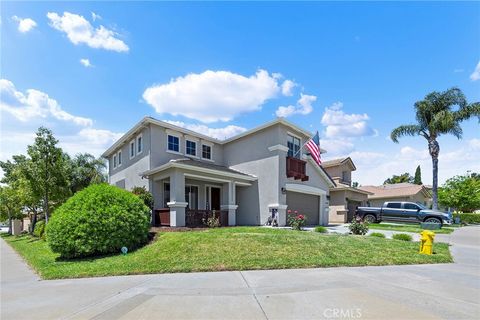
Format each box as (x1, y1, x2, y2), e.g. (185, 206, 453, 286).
(391, 88, 480, 209)
(438, 172, 480, 212)
(68, 153, 107, 194)
(414, 165, 422, 185)
(383, 173, 413, 185)
(25, 127, 70, 223)
(0, 186, 24, 234)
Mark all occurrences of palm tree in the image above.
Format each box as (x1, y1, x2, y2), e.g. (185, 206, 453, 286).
(391, 88, 479, 209)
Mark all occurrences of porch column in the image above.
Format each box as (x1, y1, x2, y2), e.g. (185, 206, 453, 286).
(319, 194, 329, 226)
(167, 169, 187, 227)
(221, 181, 237, 226)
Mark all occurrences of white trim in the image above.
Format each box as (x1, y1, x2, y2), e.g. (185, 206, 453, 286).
(165, 129, 181, 137)
(234, 181, 251, 187)
(185, 139, 197, 157)
(113, 154, 117, 168)
(136, 133, 143, 155)
(221, 204, 238, 210)
(167, 201, 188, 208)
(166, 150, 183, 156)
(285, 183, 327, 196)
(166, 134, 181, 153)
(129, 140, 135, 159)
(287, 131, 302, 140)
(185, 135, 199, 142)
(268, 203, 288, 210)
(117, 150, 122, 167)
(268, 144, 289, 152)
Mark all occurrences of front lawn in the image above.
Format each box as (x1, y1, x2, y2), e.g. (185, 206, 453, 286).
(369, 223, 455, 234)
(1, 227, 452, 280)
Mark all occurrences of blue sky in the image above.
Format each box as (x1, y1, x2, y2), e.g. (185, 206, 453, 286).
(1, 1, 479, 185)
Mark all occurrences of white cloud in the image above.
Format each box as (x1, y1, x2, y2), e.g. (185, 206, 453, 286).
(91, 12, 101, 21)
(12, 16, 37, 33)
(321, 102, 376, 138)
(143, 69, 280, 123)
(470, 61, 480, 81)
(163, 120, 247, 140)
(275, 93, 316, 117)
(320, 139, 355, 156)
(336, 141, 480, 186)
(0, 79, 92, 126)
(281, 80, 296, 96)
(47, 12, 129, 52)
(80, 58, 92, 67)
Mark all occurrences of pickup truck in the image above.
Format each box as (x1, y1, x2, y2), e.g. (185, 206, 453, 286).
(355, 202, 452, 225)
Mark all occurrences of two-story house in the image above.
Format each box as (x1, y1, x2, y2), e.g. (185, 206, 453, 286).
(321, 157, 372, 223)
(102, 117, 335, 227)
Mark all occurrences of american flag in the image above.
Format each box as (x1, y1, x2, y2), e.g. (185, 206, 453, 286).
(305, 131, 321, 165)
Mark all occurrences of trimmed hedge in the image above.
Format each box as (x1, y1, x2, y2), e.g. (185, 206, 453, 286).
(33, 220, 45, 239)
(459, 213, 480, 224)
(46, 184, 151, 258)
(314, 226, 328, 233)
(369, 232, 386, 238)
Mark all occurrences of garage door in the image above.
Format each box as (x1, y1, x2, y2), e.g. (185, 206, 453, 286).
(286, 191, 319, 225)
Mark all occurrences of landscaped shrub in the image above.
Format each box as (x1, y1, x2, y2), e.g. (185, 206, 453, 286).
(392, 233, 413, 241)
(33, 220, 45, 239)
(46, 184, 150, 259)
(314, 226, 328, 233)
(349, 219, 369, 235)
(459, 213, 480, 224)
(131, 186, 154, 210)
(203, 214, 220, 228)
(369, 232, 386, 238)
(287, 210, 306, 230)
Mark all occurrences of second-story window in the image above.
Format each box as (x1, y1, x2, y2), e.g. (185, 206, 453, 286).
(287, 135, 301, 158)
(137, 135, 143, 154)
(113, 154, 117, 168)
(202, 144, 211, 160)
(168, 135, 179, 152)
(130, 140, 135, 158)
(186, 140, 196, 156)
(118, 151, 122, 166)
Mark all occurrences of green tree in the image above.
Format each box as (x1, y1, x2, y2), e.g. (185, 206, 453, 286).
(25, 127, 70, 223)
(414, 165, 422, 185)
(131, 186, 154, 210)
(438, 172, 480, 212)
(383, 173, 413, 185)
(391, 88, 480, 209)
(0, 186, 24, 234)
(68, 153, 107, 194)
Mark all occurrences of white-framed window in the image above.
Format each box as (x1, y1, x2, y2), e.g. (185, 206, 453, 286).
(137, 134, 143, 154)
(130, 140, 135, 159)
(113, 154, 117, 168)
(287, 134, 301, 158)
(167, 134, 180, 152)
(186, 140, 196, 156)
(117, 151, 122, 166)
(202, 144, 212, 160)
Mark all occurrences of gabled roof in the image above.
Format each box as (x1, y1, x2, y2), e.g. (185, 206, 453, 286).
(321, 157, 356, 171)
(102, 116, 325, 157)
(358, 183, 431, 200)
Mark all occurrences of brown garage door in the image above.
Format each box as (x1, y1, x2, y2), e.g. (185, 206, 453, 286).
(286, 191, 319, 225)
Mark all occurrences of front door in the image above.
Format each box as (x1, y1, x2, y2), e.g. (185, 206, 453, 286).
(210, 187, 221, 210)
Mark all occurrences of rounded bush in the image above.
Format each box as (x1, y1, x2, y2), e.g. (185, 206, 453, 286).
(369, 232, 386, 238)
(46, 184, 150, 258)
(314, 226, 328, 233)
(392, 233, 412, 241)
(33, 220, 46, 239)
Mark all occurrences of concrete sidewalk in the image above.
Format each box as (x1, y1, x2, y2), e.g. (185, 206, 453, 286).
(1, 227, 479, 320)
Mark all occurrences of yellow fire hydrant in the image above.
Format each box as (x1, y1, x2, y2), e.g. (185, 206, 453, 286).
(419, 230, 435, 255)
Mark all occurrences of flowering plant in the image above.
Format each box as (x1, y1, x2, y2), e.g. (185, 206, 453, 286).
(287, 211, 306, 230)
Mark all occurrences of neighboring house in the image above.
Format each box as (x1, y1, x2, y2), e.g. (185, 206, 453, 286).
(359, 183, 432, 207)
(102, 117, 335, 227)
(321, 157, 372, 223)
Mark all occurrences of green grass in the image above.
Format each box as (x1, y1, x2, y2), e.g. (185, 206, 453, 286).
(369, 223, 455, 234)
(1, 227, 452, 280)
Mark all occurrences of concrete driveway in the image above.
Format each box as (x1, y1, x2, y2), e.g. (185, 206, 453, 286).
(1, 227, 479, 320)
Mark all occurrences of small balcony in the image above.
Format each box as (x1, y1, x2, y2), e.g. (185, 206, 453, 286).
(286, 156, 309, 181)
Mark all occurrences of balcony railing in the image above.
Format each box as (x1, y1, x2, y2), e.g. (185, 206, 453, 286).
(286, 156, 309, 181)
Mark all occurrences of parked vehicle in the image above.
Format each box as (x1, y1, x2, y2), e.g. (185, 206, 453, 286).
(355, 202, 452, 225)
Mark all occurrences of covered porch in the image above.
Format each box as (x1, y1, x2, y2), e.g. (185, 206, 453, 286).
(141, 159, 256, 227)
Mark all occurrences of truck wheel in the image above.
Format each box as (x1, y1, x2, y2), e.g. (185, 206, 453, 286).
(424, 217, 441, 225)
(363, 214, 376, 223)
